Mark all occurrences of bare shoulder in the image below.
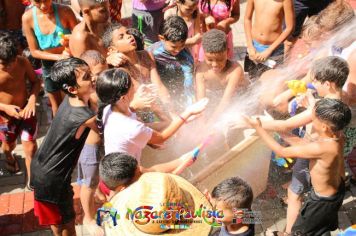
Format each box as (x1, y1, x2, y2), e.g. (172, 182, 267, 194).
(196, 61, 208, 73)
(71, 22, 89, 39)
(0, 70, 11, 85)
(22, 7, 33, 23)
(227, 61, 243, 75)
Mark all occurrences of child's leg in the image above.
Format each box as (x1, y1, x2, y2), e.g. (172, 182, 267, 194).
(1, 134, 19, 173)
(50, 220, 76, 236)
(286, 188, 302, 233)
(21, 140, 37, 186)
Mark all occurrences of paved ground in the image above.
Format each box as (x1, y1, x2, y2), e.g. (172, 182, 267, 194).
(0, 1, 356, 235)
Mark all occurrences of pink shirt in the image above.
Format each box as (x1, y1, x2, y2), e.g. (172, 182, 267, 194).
(132, 0, 166, 11)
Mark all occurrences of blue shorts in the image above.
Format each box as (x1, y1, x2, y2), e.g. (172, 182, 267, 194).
(252, 40, 284, 58)
(289, 159, 311, 195)
(77, 144, 101, 188)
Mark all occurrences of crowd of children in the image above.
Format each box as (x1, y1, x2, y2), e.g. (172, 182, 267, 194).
(0, 0, 355, 236)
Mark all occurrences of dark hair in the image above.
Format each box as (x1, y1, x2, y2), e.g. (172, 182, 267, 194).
(311, 56, 349, 88)
(202, 29, 227, 53)
(78, 0, 102, 7)
(314, 98, 351, 132)
(127, 28, 145, 51)
(212, 177, 253, 210)
(200, 0, 231, 16)
(80, 50, 106, 66)
(177, 0, 198, 18)
(159, 16, 188, 42)
(22, 48, 41, 70)
(99, 152, 138, 190)
(95, 68, 132, 134)
(0, 32, 18, 65)
(102, 23, 123, 48)
(51, 57, 89, 97)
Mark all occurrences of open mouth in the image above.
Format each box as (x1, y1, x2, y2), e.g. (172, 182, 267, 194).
(129, 39, 136, 46)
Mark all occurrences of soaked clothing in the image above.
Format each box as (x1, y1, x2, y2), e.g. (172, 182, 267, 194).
(149, 41, 195, 110)
(291, 180, 345, 235)
(77, 144, 101, 188)
(32, 3, 71, 92)
(30, 96, 95, 204)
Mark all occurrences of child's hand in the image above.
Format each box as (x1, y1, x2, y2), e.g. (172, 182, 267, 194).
(216, 21, 231, 34)
(3, 104, 22, 119)
(21, 101, 36, 119)
(131, 84, 157, 110)
(243, 115, 262, 129)
(106, 52, 128, 67)
(247, 46, 257, 61)
(192, 33, 202, 45)
(57, 53, 70, 60)
(205, 15, 216, 29)
(185, 98, 209, 116)
(255, 50, 272, 62)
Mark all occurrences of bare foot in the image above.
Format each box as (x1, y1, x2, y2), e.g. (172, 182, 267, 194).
(83, 219, 104, 236)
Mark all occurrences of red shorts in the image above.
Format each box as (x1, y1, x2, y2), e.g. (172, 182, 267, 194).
(0, 116, 38, 143)
(34, 197, 75, 226)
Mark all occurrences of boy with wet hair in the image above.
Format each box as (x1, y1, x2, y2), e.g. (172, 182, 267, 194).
(207, 177, 255, 236)
(0, 32, 40, 188)
(78, 50, 108, 235)
(99, 151, 196, 196)
(196, 29, 244, 122)
(30, 57, 98, 236)
(245, 98, 352, 235)
(149, 15, 194, 111)
(70, 0, 110, 57)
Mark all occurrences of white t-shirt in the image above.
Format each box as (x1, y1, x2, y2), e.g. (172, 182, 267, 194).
(102, 105, 153, 163)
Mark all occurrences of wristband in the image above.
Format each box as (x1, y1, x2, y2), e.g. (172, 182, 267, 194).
(178, 115, 187, 123)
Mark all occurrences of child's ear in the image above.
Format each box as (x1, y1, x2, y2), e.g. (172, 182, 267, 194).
(158, 35, 165, 41)
(67, 86, 78, 95)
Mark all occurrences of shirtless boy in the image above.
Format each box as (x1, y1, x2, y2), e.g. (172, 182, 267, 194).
(0, 32, 41, 188)
(244, 0, 294, 78)
(245, 98, 351, 235)
(70, 0, 110, 57)
(196, 29, 244, 122)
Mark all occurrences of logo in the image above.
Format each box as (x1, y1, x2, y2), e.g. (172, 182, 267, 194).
(231, 208, 262, 225)
(96, 202, 120, 228)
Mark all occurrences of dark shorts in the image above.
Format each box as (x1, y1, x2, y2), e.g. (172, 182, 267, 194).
(292, 0, 333, 38)
(34, 189, 75, 226)
(289, 159, 311, 195)
(0, 116, 38, 143)
(291, 180, 345, 235)
(244, 43, 284, 80)
(132, 8, 164, 46)
(77, 144, 101, 187)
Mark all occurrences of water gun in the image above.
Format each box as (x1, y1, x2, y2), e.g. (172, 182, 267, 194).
(192, 135, 213, 161)
(271, 133, 293, 168)
(287, 80, 316, 96)
(337, 225, 356, 236)
(58, 32, 71, 55)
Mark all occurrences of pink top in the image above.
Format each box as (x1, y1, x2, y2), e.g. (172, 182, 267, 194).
(199, 0, 234, 22)
(132, 0, 166, 11)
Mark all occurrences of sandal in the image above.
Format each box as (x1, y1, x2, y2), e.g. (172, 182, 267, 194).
(5, 155, 20, 174)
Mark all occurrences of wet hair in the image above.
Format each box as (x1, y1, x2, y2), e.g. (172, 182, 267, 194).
(78, 0, 105, 8)
(102, 23, 123, 48)
(302, 1, 354, 42)
(0, 32, 18, 65)
(200, 0, 231, 15)
(99, 152, 138, 190)
(177, 0, 198, 18)
(159, 16, 188, 42)
(51, 57, 89, 97)
(80, 50, 106, 66)
(22, 48, 41, 70)
(310, 56, 349, 88)
(95, 68, 132, 134)
(127, 28, 145, 51)
(212, 177, 253, 210)
(314, 98, 351, 132)
(202, 29, 227, 53)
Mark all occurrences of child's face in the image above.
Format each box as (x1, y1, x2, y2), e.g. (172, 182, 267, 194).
(311, 110, 327, 134)
(205, 51, 228, 73)
(211, 198, 235, 225)
(177, 0, 197, 17)
(75, 66, 95, 96)
(311, 77, 329, 97)
(163, 40, 186, 56)
(32, 0, 52, 14)
(110, 27, 137, 53)
(86, 2, 110, 23)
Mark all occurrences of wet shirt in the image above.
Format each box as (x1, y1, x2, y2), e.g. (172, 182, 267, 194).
(149, 41, 195, 110)
(30, 96, 95, 204)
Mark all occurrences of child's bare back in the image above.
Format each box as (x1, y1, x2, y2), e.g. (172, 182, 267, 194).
(251, 0, 285, 45)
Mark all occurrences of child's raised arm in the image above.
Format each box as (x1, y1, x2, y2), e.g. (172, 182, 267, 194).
(216, 0, 240, 33)
(245, 116, 323, 159)
(195, 64, 207, 101)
